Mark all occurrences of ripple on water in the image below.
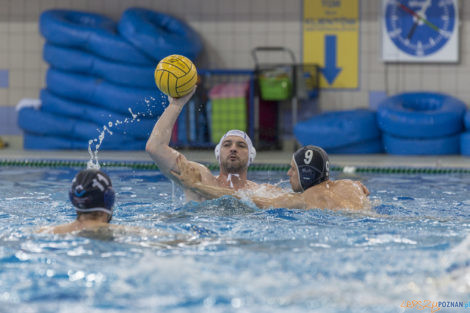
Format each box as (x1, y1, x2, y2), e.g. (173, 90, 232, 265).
(0, 169, 469, 312)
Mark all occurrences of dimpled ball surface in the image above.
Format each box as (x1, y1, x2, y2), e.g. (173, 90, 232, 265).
(154, 54, 197, 98)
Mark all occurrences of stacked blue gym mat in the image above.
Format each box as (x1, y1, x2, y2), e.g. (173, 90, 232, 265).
(295, 92, 469, 155)
(18, 8, 202, 150)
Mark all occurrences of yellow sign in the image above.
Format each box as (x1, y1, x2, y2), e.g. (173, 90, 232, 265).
(303, 0, 359, 89)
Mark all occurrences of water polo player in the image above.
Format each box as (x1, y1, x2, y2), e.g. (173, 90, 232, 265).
(289, 145, 330, 192)
(146, 89, 283, 202)
(173, 145, 371, 211)
(38, 169, 116, 234)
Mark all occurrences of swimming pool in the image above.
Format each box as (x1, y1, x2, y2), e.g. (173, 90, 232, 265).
(0, 165, 469, 313)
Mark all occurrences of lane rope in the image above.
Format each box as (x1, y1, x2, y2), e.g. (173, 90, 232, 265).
(1, 159, 470, 174)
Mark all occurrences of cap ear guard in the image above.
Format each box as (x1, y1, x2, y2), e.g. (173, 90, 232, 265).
(68, 187, 87, 209)
(103, 187, 115, 222)
(103, 187, 115, 210)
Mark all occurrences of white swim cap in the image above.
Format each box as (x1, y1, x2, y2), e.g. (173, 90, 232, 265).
(214, 130, 256, 166)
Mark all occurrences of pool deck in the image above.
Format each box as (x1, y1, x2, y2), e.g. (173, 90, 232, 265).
(1, 147, 470, 169)
(1, 134, 469, 168)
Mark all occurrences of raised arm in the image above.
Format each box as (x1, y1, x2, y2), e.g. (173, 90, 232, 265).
(145, 88, 196, 177)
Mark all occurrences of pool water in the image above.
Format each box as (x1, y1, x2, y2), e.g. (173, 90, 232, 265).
(0, 166, 470, 313)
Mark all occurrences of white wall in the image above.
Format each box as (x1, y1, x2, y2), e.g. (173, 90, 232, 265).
(0, 0, 468, 133)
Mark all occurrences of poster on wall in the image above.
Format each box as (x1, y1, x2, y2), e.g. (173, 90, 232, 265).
(382, 0, 459, 62)
(303, 0, 359, 89)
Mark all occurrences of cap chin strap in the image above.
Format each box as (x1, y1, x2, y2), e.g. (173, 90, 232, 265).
(226, 173, 240, 188)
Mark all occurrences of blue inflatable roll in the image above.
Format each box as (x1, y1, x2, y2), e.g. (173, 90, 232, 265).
(24, 133, 146, 150)
(43, 43, 155, 88)
(383, 133, 460, 155)
(40, 89, 156, 139)
(19, 108, 147, 149)
(464, 110, 470, 130)
(294, 109, 380, 149)
(118, 7, 202, 61)
(39, 9, 154, 65)
(326, 138, 384, 154)
(46, 68, 167, 116)
(460, 132, 470, 155)
(377, 92, 466, 138)
(19, 107, 108, 140)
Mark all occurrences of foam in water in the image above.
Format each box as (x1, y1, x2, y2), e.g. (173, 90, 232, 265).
(235, 182, 292, 202)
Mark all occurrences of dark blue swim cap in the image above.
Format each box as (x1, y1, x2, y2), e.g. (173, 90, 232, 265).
(293, 145, 329, 191)
(68, 169, 115, 217)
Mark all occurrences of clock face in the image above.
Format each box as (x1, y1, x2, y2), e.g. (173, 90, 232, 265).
(384, 0, 456, 57)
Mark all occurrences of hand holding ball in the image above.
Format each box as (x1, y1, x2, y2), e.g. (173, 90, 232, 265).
(154, 55, 197, 98)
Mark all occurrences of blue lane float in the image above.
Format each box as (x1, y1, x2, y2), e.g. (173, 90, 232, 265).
(383, 133, 460, 155)
(294, 109, 380, 149)
(24, 133, 146, 150)
(39, 9, 154, 65)
(40, 89, 156, 139)
(43, 43, 155, 88)
(377, 92, 466, 138)
(46, 68, 167, 116)
(118, 7, 202, 61)
(326, 138, 384, 154)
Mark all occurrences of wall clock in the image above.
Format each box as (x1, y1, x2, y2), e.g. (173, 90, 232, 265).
(382, 0, 459, 62)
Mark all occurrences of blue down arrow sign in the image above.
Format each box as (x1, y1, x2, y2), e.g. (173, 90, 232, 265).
(320, 35, 342, 85)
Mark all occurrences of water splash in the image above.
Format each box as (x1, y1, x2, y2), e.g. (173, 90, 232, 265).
(87, 125, 113, 169)
(171, 180, 176, 209)
(128, 108, 138, 120)
(86, 97, 158, 169)
(273, 179, 290, 188)
(235, 183, 288, 201)
(86, 96, 167, 169)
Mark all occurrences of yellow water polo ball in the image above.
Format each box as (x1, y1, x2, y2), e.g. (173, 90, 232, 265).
(154, 54, 197, 98)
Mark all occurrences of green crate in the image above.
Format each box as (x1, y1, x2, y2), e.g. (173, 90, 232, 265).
(259, 74, 292, 101)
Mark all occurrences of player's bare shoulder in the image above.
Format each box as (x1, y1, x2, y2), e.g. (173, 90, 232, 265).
(331, 179, 368, 195)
